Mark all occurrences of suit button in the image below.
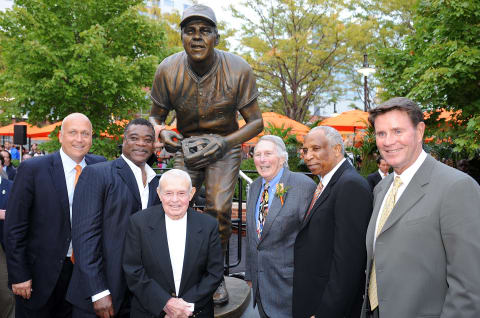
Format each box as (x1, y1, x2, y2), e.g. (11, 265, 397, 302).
(171, 292, 176, 297)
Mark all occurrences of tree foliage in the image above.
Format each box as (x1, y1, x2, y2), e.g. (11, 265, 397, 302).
(375, 0, 480, 156)
(232, 0, 366, 122)
(0, 0, 168, 158)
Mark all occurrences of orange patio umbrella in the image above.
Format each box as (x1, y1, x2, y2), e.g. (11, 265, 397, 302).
(0, 122, 37, 137)
(28, 121, 62, 138)
(238, 112, 310, 144)
(319, 109, 369, 132)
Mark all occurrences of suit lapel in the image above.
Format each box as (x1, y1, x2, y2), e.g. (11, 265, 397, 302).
(366, 175, 392, 256)
(258, 169, 291, 244)
(247, 179, 262, 245)
(301, 161, 350, 229)
(378, 155, 434, 236)
(179, 210, 203, 296)
(50, 152, 70, 222)
(147, 175, 159, 207)
(147, 207, 176, 293)
(115, 157, 141, 207)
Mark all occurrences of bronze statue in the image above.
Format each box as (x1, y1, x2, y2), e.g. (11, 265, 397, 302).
(149, 4, 263, 304)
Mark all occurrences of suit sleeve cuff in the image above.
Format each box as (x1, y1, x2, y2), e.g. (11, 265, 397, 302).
(91, 290, 110, 302)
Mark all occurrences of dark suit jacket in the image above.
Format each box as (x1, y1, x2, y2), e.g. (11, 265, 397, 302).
(0, 177, 13, 248)
(5, 165, 16, 181)
(293, 160, 373, 318)
(123, 206, 223, 318)
(67, 157, 160, 315)
(4, 152, 106, 309)
(367, 171, 382, 191)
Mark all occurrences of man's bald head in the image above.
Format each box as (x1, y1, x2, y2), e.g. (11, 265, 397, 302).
(59, 113, 93, 163)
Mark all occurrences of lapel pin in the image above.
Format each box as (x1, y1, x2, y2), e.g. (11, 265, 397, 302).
(2, 189, 5, 195)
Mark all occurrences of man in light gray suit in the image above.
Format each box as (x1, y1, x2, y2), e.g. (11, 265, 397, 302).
(361, 97, 480, 318)
(245, 135, 316, 318)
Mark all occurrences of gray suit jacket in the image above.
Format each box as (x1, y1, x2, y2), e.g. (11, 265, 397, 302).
(361, 155, 480, 318)
(245, 168, 316, 318)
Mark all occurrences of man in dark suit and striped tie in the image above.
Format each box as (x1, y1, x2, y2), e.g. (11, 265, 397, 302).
(293, 126, 373, 318)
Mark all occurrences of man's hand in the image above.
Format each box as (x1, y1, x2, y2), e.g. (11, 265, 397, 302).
(163, 297, 193, 318)
(182, 135, 227, 169)
(0, 209, 5, 220)
(93, 295, 115, 318)
(12, 279, 32, 299)
(160, 130, 183, 153)
(246, 281, 252, 288)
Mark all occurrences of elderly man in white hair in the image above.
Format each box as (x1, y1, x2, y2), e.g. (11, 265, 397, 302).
(245, 135, 316, 318)
(4, 113, 105, 318)
(123, 169, 223, 318)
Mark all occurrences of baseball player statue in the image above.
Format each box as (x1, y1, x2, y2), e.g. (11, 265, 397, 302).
(149, 4, 263, 305)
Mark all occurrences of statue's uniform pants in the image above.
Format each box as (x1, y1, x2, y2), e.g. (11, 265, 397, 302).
(174, 145, 241, 251)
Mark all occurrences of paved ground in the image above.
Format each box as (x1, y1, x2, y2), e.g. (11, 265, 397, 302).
(226, 231, 261, 318)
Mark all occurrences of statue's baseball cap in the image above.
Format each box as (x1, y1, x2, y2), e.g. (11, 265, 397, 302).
(180, 4, 217, 28)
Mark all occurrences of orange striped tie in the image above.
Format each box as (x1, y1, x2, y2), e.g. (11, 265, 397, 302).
(304, 181, 324, 220)
(70, 165, 82, 263)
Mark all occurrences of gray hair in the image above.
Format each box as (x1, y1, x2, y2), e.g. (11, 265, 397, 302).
(309, 126, 345, 155)
(255, 135, 289, 167)
(158, 169, 192, 192)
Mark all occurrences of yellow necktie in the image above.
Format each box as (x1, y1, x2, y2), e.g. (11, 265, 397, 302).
(71, 165, 82, 264)
(368, 176, 403, 310)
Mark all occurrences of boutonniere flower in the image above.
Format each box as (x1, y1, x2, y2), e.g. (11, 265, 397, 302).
(275, 183, 291, 206)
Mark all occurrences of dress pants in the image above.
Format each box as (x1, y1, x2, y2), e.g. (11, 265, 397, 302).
(15, 258, 72, 318)
(255, 290, 269, 318)
(0, 244, 14, 318)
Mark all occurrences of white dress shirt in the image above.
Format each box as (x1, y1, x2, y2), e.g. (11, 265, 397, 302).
(165, 213, 194, 311)
(320, 158, 346, 188)
(373, 150, 427, 250)
(378, 169, 388, 179)
(165, 213, 187, 295)
(121, 154, 157, 210)
(59, 148, 86, 258)
(92, 155, 157, 302)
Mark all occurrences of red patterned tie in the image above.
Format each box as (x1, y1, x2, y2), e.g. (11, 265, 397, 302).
(304, 181, 324, 220)
(257, 183, 270, 239)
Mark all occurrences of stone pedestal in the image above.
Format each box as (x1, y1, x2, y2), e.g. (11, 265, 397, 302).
(214, 276, 251, 318)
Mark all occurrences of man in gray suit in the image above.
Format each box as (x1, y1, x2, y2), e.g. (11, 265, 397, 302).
(362, 97, 480, 318)
(245, 135, 316, 318)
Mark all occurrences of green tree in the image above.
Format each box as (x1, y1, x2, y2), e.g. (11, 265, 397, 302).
(0, 0, 167, 158)
(375, 0, 480, 156)
(232, 0, 367, 122)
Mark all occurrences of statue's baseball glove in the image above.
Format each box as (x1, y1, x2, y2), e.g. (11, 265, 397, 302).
(182, 134, 227, 169)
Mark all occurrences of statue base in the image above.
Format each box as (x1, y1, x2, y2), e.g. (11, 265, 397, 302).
(214, 276, 251, 318)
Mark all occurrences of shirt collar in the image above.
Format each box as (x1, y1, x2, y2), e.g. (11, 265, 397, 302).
(393, 150, 427, 186)
(121, 154, 156, 184)
(262, 167, 284, 188)
(165, 211, 188, 224)
(320, 158, 346, 188)
(378, 169, 388, 178)
(60, 148, 86, 174)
